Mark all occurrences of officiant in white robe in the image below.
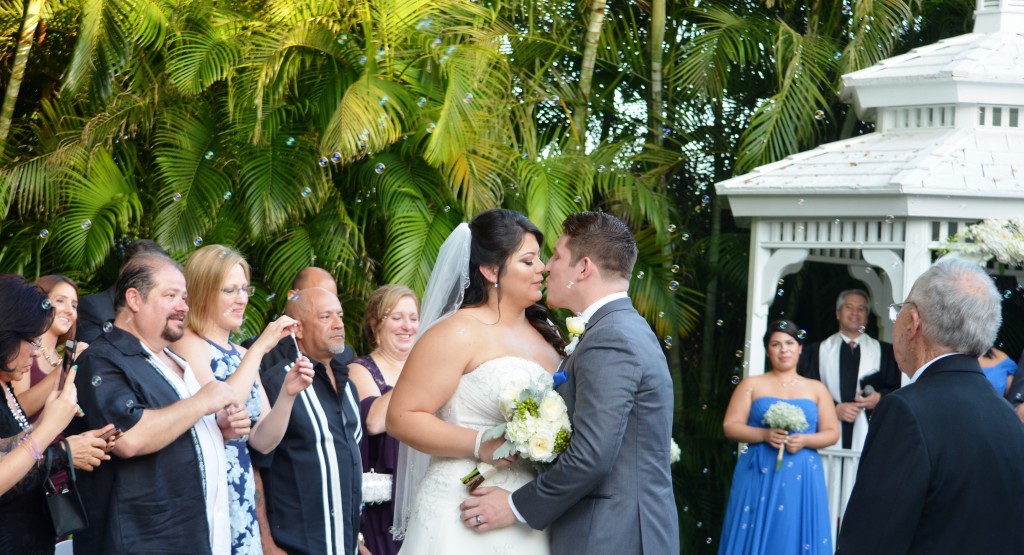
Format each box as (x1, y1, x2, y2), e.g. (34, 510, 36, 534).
(797, 290, 902, 451)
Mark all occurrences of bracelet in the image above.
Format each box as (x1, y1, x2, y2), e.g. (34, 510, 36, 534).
(473, 429, 484, 460)
(19, 436, 43, 461)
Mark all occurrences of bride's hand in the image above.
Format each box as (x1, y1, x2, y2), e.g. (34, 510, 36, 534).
(478, 437, 518, 467)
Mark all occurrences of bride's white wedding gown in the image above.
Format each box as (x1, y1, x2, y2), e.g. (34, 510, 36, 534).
(398, 356, 551, 554)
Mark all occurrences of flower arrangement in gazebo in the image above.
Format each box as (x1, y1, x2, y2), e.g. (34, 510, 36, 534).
(947, 219, 1024, 267)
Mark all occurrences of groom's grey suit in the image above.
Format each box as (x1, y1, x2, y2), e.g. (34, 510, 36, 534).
(512, 298, 679, 554)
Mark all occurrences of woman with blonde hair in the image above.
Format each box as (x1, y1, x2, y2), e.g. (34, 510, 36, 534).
(349, 284, 420, 555)
(173, 245, 314, 554)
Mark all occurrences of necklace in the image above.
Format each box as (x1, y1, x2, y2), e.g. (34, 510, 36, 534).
(40, 345, 63, 369)
(779, 376, 801, 387)
(3, 384, 32, 431)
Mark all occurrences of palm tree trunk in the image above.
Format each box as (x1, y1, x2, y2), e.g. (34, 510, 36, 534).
(648, 0, 665, 144)
(699, 101, 726, 399)
(573, 0, 607, 145)
(0, 0, 43, 153)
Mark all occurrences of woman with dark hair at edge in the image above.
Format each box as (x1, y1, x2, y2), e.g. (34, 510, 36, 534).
(0, 274, 113, 553)
(718, 320, 839, 555)
(387, 209, 563, 553)
(11, 276, 89, 418)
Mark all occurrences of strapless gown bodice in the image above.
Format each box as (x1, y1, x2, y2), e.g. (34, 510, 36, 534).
(398, 357, 552, 554)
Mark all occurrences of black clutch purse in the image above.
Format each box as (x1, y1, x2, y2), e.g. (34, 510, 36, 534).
(45, 438, 89, 536)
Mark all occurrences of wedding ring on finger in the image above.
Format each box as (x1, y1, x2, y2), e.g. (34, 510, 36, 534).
(475, 515, 483, 526)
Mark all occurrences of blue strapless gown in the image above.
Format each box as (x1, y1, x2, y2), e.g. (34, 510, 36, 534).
(718, 397, 832, 555)
(982, 358, 1018, 396)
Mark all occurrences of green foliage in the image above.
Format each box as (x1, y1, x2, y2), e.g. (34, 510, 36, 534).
(0, 0, 974, 551)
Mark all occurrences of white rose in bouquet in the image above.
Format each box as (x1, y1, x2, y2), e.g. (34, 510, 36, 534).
(528, 434, 556, 462)
(539, 392, 565, 421)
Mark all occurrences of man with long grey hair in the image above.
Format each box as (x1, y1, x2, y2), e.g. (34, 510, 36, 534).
(837, 258, 1024, 554)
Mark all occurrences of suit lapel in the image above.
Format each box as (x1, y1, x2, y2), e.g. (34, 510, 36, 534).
(559, 298, 633, 418)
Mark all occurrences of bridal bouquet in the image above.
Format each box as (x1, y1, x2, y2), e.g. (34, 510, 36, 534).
(762, 401, 809, 471)
(461, 378, 572, 490)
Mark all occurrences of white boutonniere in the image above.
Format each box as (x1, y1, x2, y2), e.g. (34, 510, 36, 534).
(564, 316, 587, 355)
(670, 438, 681, 464)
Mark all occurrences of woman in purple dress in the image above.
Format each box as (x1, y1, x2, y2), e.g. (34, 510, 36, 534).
(11, 276, 88, 426)
(348, 285, 420, 555)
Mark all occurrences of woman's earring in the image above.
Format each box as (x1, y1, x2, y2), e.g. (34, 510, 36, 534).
(567, 281, 574, 289)
(494, 281, 499, 288)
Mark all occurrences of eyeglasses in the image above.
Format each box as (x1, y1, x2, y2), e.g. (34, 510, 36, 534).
(221, 286, 256, 298)
(26, 338, 42, 352)
(888, 301, 915, 323)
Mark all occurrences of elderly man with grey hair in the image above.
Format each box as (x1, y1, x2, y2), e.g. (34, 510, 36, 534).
(836, 259, 1024, 555)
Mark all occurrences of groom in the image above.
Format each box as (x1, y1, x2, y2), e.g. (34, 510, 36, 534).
(459, 212, 679, 554)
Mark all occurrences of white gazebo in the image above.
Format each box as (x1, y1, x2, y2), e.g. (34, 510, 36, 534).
(717, 0, 1024, 372)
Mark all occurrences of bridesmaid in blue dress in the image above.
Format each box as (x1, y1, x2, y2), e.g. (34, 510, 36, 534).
(978, 347, 1018, 396)
(174, 245, 315, 554)
(719, 320, 840, 555)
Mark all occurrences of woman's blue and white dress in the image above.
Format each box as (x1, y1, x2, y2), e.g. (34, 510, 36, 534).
(209, 340, 263, 555)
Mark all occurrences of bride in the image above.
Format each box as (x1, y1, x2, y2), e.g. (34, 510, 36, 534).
(386, 208, 564, 553)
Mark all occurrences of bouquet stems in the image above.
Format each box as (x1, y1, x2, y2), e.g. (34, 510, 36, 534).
(775, 432, 787, 471)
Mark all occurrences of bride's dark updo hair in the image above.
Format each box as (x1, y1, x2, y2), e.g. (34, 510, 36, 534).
(463, 209, 565, 353)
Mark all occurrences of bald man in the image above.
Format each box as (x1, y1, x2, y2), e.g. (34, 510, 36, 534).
(291, 267, 337, 295)
(245, 267, 356, 370)
(251, 287, 364, 555)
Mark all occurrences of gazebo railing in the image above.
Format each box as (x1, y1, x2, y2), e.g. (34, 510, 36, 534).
(819, 447, 862, 550)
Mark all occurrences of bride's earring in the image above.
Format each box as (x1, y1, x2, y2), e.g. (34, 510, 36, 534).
(494, 280, 499, 288)
(567, 281, 574, 289)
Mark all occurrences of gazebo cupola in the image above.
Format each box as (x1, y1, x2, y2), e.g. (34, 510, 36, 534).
(716, 0, 1024, 374)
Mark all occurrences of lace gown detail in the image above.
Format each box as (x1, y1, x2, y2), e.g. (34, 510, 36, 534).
(398, 357, 551, 555)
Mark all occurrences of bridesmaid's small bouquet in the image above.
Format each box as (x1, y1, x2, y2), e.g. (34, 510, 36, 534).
(762, 401, 809, 471)
(461, 378, 572, 490)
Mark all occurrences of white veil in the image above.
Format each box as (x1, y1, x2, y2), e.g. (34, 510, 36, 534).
(392, 222, 472, 540)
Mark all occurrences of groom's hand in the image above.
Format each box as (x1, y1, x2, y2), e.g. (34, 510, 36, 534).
(459, 487, 517, 532)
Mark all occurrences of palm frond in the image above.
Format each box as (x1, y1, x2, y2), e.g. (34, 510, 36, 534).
(237, 132, 324, 236)
(735, 27, 835, 172)
(50, 147, 142, 272)
(61, 0, 132, 102)
(630, 226, 703, 338)
(152, 106, 235, 252)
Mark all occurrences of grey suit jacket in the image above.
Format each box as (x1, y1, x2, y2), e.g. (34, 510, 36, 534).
(512, 298, 679, 554)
